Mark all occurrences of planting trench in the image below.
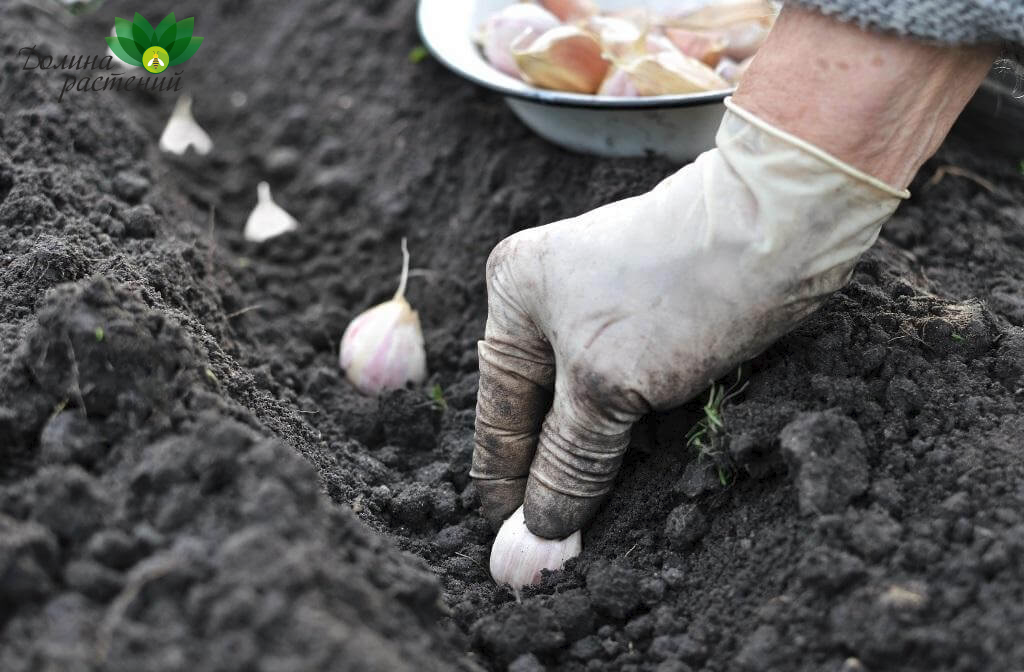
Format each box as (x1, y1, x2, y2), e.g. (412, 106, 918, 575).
(2, 1, 1024, 671)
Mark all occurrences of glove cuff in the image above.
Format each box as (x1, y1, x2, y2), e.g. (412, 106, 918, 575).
(723, 97, 911, 201)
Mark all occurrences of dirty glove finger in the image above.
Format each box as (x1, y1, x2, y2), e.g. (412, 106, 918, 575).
(471, 240, 555, 530)
(523, 380, 639, 539)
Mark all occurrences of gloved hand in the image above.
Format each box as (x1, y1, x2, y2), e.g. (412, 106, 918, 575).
(470, 98, 907, 539)
(471, 5, 996, 541)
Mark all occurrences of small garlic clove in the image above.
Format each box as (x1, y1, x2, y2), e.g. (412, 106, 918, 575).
(540, 0, 598, 23)
(663, 27, 727, 67)
(490, 505, 582, 592)
(714, 55, 754, 85)
(597, 66, 638, 97)
(620, 49, 730, 96)
(159, 95, 213, 156)
(513, 25, 610, 94)
(718, 20, 772, 62)
(643, 32, 681, 56)
(479, 3, 561, 79)
(244, 182, 298, 243)
(663, 0, 775, 32)
(339, 239, 428, 396)
(585, 14, 647, 60)
(662, 0, 775, 62)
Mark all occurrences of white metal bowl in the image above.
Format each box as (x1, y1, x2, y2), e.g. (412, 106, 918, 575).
(417, 0, 733, 162)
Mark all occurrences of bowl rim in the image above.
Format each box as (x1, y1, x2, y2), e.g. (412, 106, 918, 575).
(416, 0, 732, 111)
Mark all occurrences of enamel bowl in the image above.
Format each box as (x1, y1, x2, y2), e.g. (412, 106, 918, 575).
(417, 0, 733, 162)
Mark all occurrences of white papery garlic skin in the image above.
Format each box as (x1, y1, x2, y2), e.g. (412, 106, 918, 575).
(480, 3, 560, 78)
(159, 95, 213, 156)
(489, 505, 582, 592)
(339, 239, 428, 396)
(243, 182, 298, 242)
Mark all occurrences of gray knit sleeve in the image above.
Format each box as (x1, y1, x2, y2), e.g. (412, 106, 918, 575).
(789, 0, 1024, 46)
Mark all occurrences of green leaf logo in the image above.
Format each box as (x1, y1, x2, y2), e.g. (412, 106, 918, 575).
(104, 12, 204, 70)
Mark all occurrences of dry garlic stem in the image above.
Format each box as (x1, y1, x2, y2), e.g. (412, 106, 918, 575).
(489, 505, 582, 592)
(339, 238, 427, 396)
(243, 182, 298, 242)
(158, 95, 213, 156)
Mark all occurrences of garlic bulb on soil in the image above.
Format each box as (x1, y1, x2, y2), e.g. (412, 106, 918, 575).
(489, 505, 582, 592)
(159, 95, 213, 156)
(513, 25, 610, 94)
(339, 238, 427, 396)
(479, 3, 560, 78)
(244, 182, 298, 243)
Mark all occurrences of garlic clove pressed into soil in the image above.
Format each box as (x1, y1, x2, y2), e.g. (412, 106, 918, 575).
(489, 505, 582, 592)
(159, 95, 213, 156)
(339, 238, 428, 396)
(244, 182, 298, 243)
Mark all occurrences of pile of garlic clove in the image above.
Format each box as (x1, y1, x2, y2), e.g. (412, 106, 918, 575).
(478, 0, 774, 96)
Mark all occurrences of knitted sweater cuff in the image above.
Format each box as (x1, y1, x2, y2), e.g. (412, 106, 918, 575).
(789, 0, 1024, 47)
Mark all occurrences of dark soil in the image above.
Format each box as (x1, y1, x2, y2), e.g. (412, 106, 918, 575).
(2, 2, 1024, 671)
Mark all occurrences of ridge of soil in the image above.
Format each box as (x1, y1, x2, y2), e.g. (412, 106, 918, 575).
(2, 2, 1023, 671)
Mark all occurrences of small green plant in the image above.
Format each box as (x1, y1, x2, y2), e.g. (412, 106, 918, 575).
(1018, 159, 1024, 176)
(685, 368, 748, 486)
(93, 326, 104, 342)
(408, 45, 429, 64)
(951, 332, 965, 342)
(429, 383, 447, 411)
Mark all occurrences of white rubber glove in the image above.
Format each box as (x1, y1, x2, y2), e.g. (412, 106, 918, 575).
(471, 97, 908, 539)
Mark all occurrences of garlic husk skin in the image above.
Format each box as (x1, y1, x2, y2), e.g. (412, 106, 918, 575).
(339, 239, 428, 396)
(480, 3, 560, 79)
(664, 27, 727, 67)
(621, 49, 730, 96)
(513, 25, 610, 95)
(597, 66, 638, 97)
(584, 14, 646, 60)
(244, 182, 298, 243)
(715, 55, 754, 85)
(541, 0, 598, 23)
(159, 95, 213, 156)
(489, 505, 582, 591)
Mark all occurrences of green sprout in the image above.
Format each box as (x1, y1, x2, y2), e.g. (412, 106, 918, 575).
(94, 326, 105, 342)
(685, 368, 748, 486)
(429, 383, 447, 411)
(951, 332, 965, 342)
(1018, 159, 1024, 176)
(408, 45, 429, 64)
